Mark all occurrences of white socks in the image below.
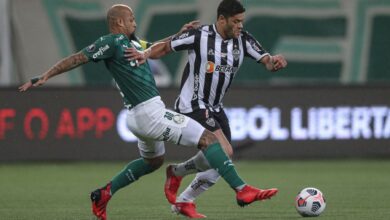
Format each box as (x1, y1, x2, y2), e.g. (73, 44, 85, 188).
(176, 169, 221, 202)
(172, 151, 211, 177)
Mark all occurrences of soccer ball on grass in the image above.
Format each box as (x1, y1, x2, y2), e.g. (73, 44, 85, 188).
(295, 187, 326, 217)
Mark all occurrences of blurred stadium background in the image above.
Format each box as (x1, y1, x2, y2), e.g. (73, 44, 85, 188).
(1, 0, 390, 219)
(1, 0, 389, 161)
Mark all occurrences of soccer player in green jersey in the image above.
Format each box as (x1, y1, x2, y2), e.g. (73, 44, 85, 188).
(19, 4, 278, 220)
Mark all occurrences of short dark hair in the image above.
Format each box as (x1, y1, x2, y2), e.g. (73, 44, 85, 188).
(217, 0, 246, 19)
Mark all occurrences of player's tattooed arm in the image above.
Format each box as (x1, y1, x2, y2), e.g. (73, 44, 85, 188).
(42, 51, 89, 81)
(19, 52, 89, 92)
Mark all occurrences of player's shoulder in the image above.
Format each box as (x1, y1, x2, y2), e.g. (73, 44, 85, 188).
(196, 24, 220, 37)
(93, 34, 119, 46)
(186, 24, 210, 34)
(240, 30, 253, 38)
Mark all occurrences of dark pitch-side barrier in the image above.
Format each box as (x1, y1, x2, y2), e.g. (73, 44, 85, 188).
(1, 85, 389, 161)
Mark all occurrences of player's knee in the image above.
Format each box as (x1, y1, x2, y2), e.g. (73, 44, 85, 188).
(198, 129, 219, 150)
(144, 155, 164, 171)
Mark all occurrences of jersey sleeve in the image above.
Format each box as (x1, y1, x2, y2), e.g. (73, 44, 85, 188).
(170, 28, 198, 52)
(242, 31, 269, 62)
(82, 35, 116, 62)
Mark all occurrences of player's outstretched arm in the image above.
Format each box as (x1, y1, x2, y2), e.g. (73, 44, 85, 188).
(261, 54, 288, 72)
(19, 52, 89, 92)
(125, 41, 172, 64)
(154, 20, 200, 44)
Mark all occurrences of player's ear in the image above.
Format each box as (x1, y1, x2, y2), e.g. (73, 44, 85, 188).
(217, 15, 226, 24)
(117, 18, 125, 27)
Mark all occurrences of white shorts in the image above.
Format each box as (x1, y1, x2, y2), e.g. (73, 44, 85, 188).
(126, 96, 205, 158)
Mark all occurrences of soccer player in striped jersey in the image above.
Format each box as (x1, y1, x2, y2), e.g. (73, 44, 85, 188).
(126, 0, 287, 218)
(19, 4, 278, 220)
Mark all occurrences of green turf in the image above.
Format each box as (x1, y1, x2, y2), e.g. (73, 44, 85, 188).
(0, 160, 390, 220)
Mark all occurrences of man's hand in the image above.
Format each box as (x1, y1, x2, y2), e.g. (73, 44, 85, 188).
(124, 48, 149, 65)
(271, 54, 287, 71)
(178, 20, 200, 34)
(18, 76, 46, 92)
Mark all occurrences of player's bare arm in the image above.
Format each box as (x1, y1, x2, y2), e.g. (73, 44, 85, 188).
(261, 54, 288, 72)
(125, 40, 172, 64)
(18, 52, 89, 92)
(124, 20, 199, 64)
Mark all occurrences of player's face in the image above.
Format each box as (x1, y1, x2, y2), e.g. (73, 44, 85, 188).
(123, 10, 137, 37)
(224, 13, 244, 39)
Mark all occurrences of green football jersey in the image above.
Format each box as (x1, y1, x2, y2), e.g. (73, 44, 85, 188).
(82, 33, 159, 109)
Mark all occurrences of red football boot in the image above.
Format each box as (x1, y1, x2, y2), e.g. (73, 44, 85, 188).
(236, 185, 278, 207)
(171, 202, 206, 218)
(91, 183, 112, 220)
(164, 165, 183, 204)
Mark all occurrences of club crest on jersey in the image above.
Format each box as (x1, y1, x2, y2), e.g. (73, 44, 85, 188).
(208, 49, 215, 56)
(173, 114, 185, 124)
(86, 44, 96, 52)
(233, 49, 240, 61)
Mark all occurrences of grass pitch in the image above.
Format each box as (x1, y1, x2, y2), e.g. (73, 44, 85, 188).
(1, 160, 389, 220)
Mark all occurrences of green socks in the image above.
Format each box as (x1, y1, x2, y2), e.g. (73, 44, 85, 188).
(109, 143, 244, 195)
(110, 158, 155, 195)
(202, 143, 245, 189)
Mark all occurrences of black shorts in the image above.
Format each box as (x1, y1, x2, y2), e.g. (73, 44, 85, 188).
(180, 109, 231, 143)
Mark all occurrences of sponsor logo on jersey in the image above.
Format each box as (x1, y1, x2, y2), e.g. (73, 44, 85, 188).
(206, 61, 215, 74)
(177, 32, 189, 40)
(206, 118, 216, 127)
(206, 61, 236, 74)
(208, 49, 215, 56)
(215, 65, 236, 73)
(162, 127, 171, 141)
(194, 74, 200, 92)
(249, 39, 262, 53)
(92, 44, 110, 59)
(192, 74, 200, 100)
(86, 44, 96, 52)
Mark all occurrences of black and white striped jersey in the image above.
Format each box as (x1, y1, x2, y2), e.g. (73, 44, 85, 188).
(171, 24, 269, 113)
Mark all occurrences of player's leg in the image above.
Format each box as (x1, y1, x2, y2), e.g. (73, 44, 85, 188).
(91, 139, 165, 220)
(110, 139, 165, 194)
(168, 110, 232, 206)
(165, 111, 274, 197)
(174, 129, 228, 203)
(197, 129, 279, 206)
(91, 100, 167, 220)
(147, 106, 243, 190)
(167, 113, 278, 215)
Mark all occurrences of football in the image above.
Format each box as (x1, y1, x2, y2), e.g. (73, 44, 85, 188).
(295, 187, 326, 217)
